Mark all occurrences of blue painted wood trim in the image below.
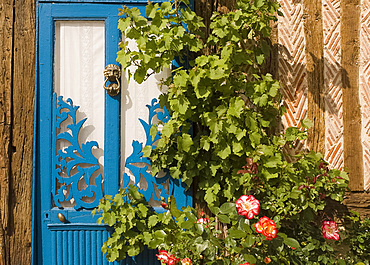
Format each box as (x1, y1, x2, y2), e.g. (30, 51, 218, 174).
(37, 0, 194, 6)
(47, 223, 113, 231)
(37, 4, 54, 265)
(32, 0, 41, 263)
(104, 11, 121, 197)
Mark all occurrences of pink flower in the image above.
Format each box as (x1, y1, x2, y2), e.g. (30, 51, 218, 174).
(236, 195, 260, 219)
(181, 258, 191, 265)
(322, 220, 339, 240)
(156, 250, 170, 264)
(255, 216, 278, 240)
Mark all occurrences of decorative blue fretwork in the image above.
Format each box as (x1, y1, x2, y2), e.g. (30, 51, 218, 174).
(123, 98, 172, 205)
(53, 94, 103, 209)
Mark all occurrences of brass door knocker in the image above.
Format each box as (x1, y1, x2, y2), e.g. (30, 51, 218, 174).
(103, 64, 121, 96)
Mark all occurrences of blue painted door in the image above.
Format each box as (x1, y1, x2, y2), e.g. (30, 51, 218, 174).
(34, 1, 191, 264)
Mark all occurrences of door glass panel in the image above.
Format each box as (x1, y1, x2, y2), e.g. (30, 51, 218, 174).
(54, 21, 105, 208)
(121, 36, 172, 207)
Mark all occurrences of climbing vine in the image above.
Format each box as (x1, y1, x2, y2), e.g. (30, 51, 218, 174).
(95, 0, 369, 264)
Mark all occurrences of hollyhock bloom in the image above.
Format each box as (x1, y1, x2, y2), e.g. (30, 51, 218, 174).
(181, 258, 192, 265)
(255, 216, 278, 240)
(236, 195, 260, 219)
(156, 250, 170, 264)
(264, 257, 271, 264)
(322, 220, 339, 240)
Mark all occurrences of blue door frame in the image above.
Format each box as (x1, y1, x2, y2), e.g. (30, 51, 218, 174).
(34, 3, 123, 264)
(33, 1, 192, 264)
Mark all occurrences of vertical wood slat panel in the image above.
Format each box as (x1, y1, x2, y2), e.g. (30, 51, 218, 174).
(92, 231, 97, 265)
(86, 231, 91, 265)
(102, 230, 109, 265)
(68, 231, 73, 265)
(80, 230, 85, 265)
(57, 231, 63, 265)
(341, 0, 363, 191)
(51, 229, 122, 265)
(97, 231, 103, 265)
(62, 231, 67, 264)
(51, 229, 56, 265)
(73, 231, 79, 265)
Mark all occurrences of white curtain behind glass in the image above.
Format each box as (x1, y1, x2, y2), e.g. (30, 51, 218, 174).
(121, 37, 171, 187)
(54, 21, 105, 166)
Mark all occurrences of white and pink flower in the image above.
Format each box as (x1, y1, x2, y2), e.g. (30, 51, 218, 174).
(196, 217, 210, 225)
(322, 220, 339, 240)
(235, 195, 260, 219)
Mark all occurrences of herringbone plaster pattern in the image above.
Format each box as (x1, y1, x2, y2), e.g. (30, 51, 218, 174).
(278, 0, 308, 157)
(360, 0, 370, 190)
(323, 0, 344, 170)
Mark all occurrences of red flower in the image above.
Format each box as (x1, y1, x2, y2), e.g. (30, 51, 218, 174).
(322, 220, 339, 240)
(161, 202, 168, 209)
(181, 258, 191, 265)
(236, 195, 260, 219)
(156, 250, 179, 265)
(156, 250, 170, 264)
(240, 263, 254, 265)
(264, 257, 271, 264)
(168, 255, 180, 265)
(255, 216, 278, 240)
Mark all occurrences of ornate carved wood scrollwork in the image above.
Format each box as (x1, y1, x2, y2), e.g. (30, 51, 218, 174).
(53, 94, 103, 209)
(123, 98, 171, 206)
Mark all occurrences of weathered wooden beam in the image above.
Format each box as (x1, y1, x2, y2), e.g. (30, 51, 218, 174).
(7, 0, 36, 263)
(340, 0, 363, 191)
(303, 0, 326, 154)
(0, 0, 14, 264)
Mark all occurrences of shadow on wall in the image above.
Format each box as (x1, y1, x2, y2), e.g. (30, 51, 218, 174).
(264, 41, 349, 167)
